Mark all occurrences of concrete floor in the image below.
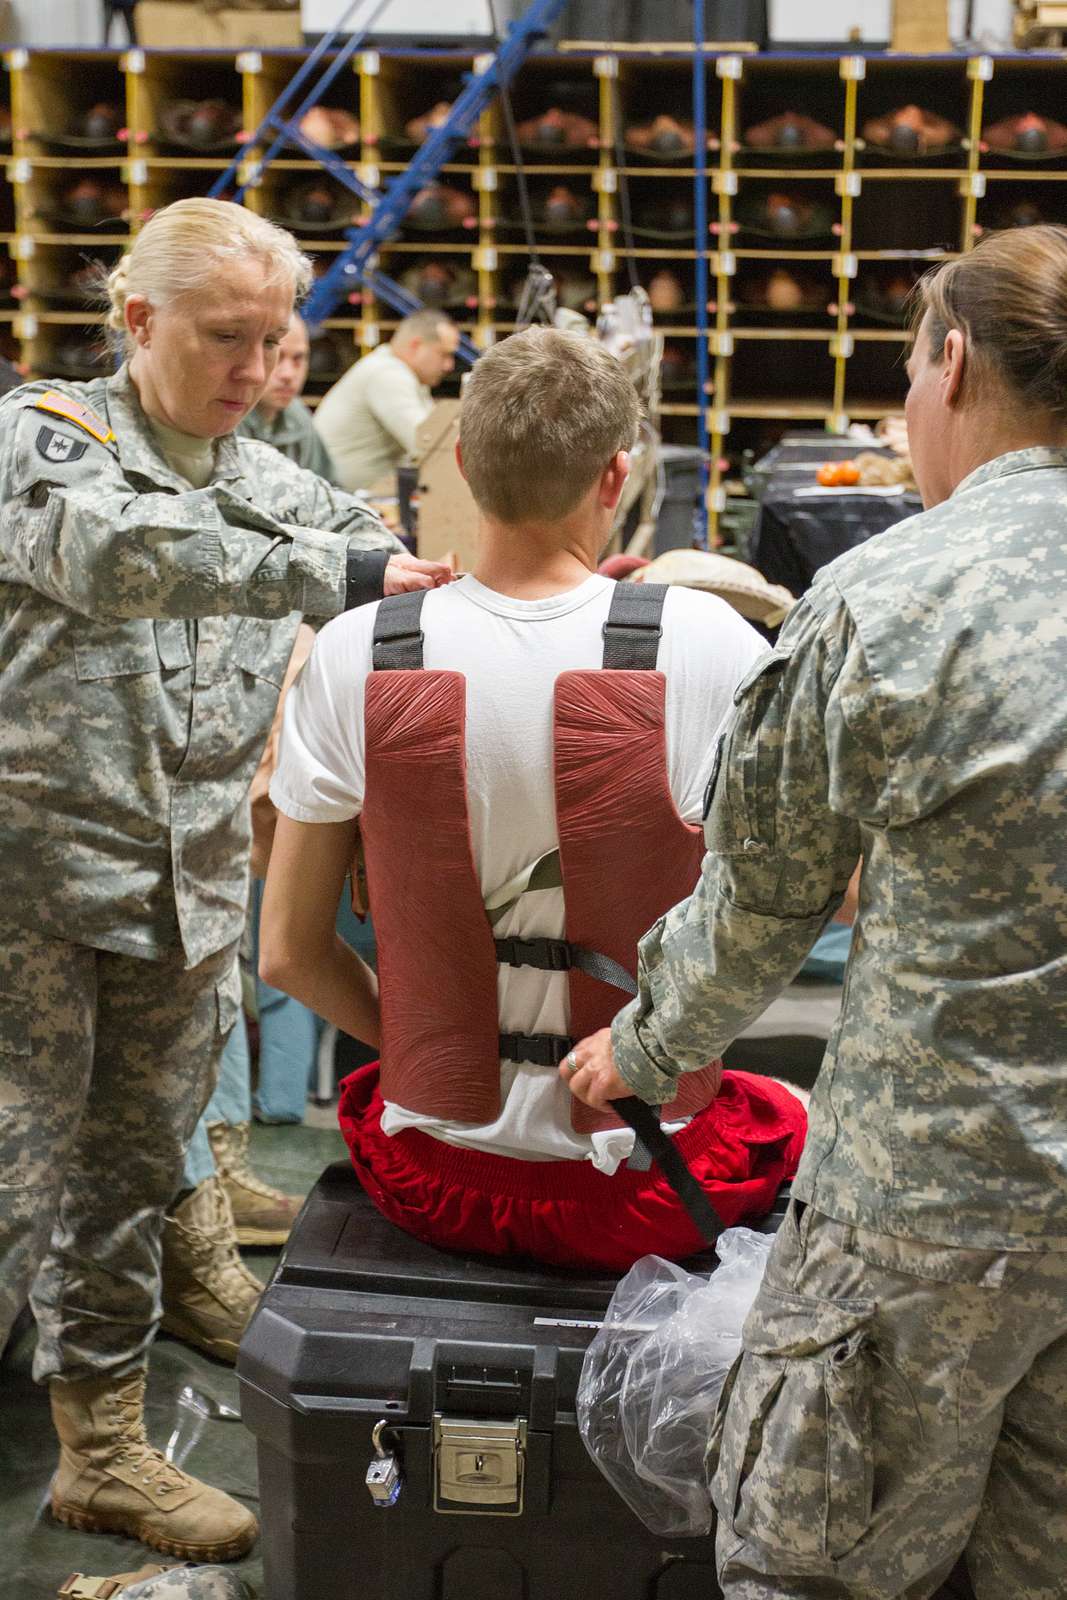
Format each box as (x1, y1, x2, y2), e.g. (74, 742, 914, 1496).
(0, 1120, 347, 1600)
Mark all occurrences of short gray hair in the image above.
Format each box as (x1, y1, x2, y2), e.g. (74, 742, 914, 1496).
(393, 309, 456, 346)
(459, 326, 641, 523)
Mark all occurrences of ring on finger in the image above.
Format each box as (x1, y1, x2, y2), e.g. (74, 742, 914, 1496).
(564, 1050, 579, 1075)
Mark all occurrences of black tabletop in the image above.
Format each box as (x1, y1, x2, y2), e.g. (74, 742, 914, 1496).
(749, 437, 920, 596)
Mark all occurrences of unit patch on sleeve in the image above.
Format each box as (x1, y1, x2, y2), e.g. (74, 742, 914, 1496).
(36, 424, 89, 464)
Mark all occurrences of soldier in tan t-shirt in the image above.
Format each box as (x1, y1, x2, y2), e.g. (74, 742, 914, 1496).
(313, 309, 459, 493)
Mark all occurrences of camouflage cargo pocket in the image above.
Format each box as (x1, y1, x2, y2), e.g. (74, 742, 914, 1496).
(710, 1284, 876, 1563)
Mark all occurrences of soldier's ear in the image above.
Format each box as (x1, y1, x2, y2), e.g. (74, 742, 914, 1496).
(941, 328, 967, 408)
(125, 294, 153, 348)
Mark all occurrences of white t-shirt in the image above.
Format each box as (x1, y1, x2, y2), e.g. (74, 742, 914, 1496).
(271, 574, 766, 1173)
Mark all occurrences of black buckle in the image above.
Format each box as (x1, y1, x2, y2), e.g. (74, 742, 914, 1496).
(372, 627, 423, 656)
(602, 620, 663, 641)
(499, 1032, 574, 1068)
(494, 936, 573, 972)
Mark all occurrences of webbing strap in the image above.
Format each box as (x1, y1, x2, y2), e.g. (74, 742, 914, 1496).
(372, 590, 427, 671)
(613, 1099, 725, 1245)
(485, 849, 563, 927)
(601, 582, 667, 670)
(494, 933, 638, 996)
(497, 941, 726, 1245)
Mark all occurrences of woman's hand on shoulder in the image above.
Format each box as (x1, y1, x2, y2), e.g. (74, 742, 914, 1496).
(384, 552, 455, 594)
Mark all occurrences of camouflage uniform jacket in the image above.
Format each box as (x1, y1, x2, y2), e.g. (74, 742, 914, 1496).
(612, 447, 1067, 1250)
(238, 395, 339, 484)
(0, 365, 401, 966)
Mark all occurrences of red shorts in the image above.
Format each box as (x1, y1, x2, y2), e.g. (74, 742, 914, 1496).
(337, 1065, 806, 1271)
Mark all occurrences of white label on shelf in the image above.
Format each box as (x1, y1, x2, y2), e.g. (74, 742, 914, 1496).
(594, 168, 617, 194)
(475, 324, 495, 350)
(124, 49, 145, 74)
(474, 246, 497, 271)
(473, 53, 494, 75)
(969, 56, 993, 81)
(716, 56, 743, 80)
(836, 171, 861, 197)
(236, 52, 262, 74)
(17, 313, 37, 339)
(709, 409, 730, 435)
(714, 170, 738, 196)
(593, 56, 619, 79)
(840, 56, 866, 81)
(361, 51, 379, 75)
(238, 160, 261, 188)
(362, 323, 380, 347)
(713, 331, 734, 356)
(594, 250, 615, 273)
(831, 410, 849, 433)
(474, 167, 497, 191)
(8, 159, 30, 184)
(360, 163, 380, 189)
(7, 47, 28, 70)
(128, 160, 147, 185)
(719, 251, 736, 277)
(965, 173, 986, 198)
(710, 486, 727, 513)
(13, 235, 33, 259)
(833, 252, 858, 280)
(832, 334, 854, 359)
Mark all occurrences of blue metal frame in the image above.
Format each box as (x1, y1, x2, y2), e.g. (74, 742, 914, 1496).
(207, 0, 568, 365)
(692, 0, 710, 549)
(209, 0, 390, 209)
(299, 0, 570, 357)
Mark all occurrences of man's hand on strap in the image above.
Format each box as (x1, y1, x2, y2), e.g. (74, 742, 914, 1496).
(559, 1027, 636, 1111)
(384, 552, 455, 595)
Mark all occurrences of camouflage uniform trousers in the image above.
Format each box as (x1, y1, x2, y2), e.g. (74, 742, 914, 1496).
(710, 1202, 1067, 1600)
(0, 918, 239, 1383)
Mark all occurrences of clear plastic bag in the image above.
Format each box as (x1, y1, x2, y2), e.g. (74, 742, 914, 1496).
(576, 1228, 772, 1536)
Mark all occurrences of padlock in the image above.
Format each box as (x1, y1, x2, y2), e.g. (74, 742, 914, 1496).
(365, 1419, 402, 1509)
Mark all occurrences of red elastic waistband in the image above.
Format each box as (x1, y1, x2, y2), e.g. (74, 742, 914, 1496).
(385, 1073, 786, 1203)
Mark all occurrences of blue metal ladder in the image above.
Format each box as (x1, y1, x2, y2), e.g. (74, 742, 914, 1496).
(209, 0, 571, 366)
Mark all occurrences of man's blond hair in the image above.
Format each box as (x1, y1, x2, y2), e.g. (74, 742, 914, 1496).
(459, 327, 641, 524)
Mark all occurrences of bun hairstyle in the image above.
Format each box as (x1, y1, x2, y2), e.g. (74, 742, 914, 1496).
(912, 223, 1067, 416)
(100, 196, 313, 352)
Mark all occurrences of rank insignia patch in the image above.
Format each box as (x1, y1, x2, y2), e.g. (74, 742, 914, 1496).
(36, 425, 88, 464)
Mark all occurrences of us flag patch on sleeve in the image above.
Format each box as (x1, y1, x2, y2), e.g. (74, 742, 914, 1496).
(31, 390, 115, 446)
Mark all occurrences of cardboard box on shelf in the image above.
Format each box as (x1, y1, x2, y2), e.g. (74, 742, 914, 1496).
(135, 2, 302, 49)
(892, 0, 950, 52)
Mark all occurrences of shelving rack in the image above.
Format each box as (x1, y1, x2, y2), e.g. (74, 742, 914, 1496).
(3, 43, 1067, 538)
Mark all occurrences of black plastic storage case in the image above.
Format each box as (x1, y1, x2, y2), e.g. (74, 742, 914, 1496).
(240, 1161, 787, 1600)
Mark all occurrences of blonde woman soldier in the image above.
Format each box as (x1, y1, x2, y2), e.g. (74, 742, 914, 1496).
(0, 198, 449, 1563)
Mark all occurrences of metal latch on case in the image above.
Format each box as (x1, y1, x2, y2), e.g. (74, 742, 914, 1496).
(433, 1415, 527, 1515)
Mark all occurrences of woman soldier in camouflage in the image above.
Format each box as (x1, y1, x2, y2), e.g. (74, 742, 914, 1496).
(0, 197, 448, 1562)
(567, 224, 1067, 1598)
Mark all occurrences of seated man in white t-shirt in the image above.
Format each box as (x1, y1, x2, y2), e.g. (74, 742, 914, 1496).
(261, 327, 806, 1269)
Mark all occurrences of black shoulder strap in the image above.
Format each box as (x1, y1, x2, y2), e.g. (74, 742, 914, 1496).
(601, 582, 667, 670)
(372, 590, 427, 671)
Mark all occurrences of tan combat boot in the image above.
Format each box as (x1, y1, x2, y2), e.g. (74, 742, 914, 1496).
(206, 1120, 303, 1247)
(50, 1370, 258, 1561)
(160, 1178, 263, 1363)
